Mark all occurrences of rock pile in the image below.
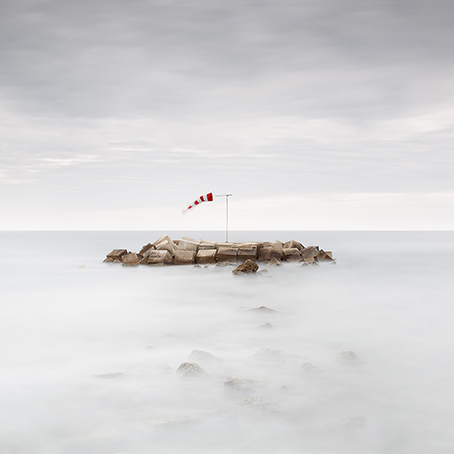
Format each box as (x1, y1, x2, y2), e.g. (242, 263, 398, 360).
(103, 235, 335, 266)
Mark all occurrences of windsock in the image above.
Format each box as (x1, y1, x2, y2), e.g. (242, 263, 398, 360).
(183, 192, 214, 213)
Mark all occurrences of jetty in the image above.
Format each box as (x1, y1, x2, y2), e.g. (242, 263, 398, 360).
(103, 235, 335, 266)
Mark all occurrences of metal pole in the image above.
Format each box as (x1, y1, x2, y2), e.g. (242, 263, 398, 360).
(216, 194, 232, 243)
(226, 195, 229, 242)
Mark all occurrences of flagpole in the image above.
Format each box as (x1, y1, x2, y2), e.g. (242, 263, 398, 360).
(216, 194, 232, 242)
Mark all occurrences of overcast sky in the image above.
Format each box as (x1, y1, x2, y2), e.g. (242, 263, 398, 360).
(1, 0, 453, 230)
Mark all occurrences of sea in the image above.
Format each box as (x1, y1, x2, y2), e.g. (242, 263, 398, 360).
(1, 230, 453, 454)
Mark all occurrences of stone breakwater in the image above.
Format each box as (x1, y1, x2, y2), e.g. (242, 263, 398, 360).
(103, 235, 335, 266)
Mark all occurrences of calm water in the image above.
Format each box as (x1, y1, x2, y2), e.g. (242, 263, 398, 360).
(0, 231, 453, 453)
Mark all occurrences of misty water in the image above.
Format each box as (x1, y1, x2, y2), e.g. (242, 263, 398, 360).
(1, 231, 453, 453)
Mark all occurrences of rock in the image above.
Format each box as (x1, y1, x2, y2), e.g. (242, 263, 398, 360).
(284, 240, 304, 251)
(237, 247, 258, 262)
(282, 247, 302, 262)
(176, 362, 208, 378)
(196, 249, 217, 264)
(188, 350, 223, 364)
(217, 247, 238, 262)
(236, 397, 281, 412)
(149, 415, 196, 426)
(94, 372, 124, 379)
(258, 247, 282, 262)
(141, 250, 173, 265)
(302, 362, 316, 374)
(267, 257, 281, 266)
(259, 322, 273, 329)
(121, 252, 141, 266)
(249, 306, 277, 313)
(224, 377, 266, 392)
(326, 416, 365, 434)
(106, 249, 128, 261)
(338, 350, 359, 362)
(139, 243, 154, 255)
(103, 257, 114, 262)
(113, 259, 121, 263)
(174, 250, 196, 265)
(300, 246, 319, 259)
(232, 259, 259, 275)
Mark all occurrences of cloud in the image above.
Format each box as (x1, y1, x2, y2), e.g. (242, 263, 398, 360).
(0, 0, 453, 228)
(40, 155, 102, 168)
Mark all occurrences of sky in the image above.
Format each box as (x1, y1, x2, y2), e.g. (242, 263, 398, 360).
(1, 0, 453, 230)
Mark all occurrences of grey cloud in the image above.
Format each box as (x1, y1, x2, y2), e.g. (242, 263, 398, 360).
(2, 0, 454, 120)
(1, 0, 454, 227)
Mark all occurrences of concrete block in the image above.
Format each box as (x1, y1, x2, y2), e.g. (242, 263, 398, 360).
(174, 250, 196, 265)
(106, 249, 128, 260)
(199, 240, 217, 250)
(316, 249, 335, 262)
(284, 240, 304, 251)
(155, 239, 176, 256)
(177, 239, 199, 252)
(237, 247, 258, 262)
(271, 241, 284, 256)
(121, 252, 141, 266)
(300, 246, 319, 259)
(217, 247, 238, 262)
(139, 243, 154, 255)
(282, 248, 302, 262)
(143, 250, 173, 265)
(258, 247, 282, 262)
(196, 249, 217, 264)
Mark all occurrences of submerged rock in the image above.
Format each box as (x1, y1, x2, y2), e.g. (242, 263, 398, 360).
(302, 362, 317, 374)
(326, 416, 365, 434)
(249, 306, 277, 313)
(176, 362, 208, 378)
(338, 350, 359, 362)
(94, 372, 124, 379)
(236, 397, 281, 413)
(232, 259, 259, 275)
(224, 377, 266, 392)
(259, 322, 273, 329)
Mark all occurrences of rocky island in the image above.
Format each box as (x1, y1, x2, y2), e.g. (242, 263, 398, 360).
(103, 235, 335, 267)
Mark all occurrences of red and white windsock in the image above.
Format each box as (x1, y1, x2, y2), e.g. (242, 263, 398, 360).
(183, 192, 214, 213)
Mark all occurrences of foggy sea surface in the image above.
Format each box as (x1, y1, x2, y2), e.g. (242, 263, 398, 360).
(1, 231, 453, 454)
